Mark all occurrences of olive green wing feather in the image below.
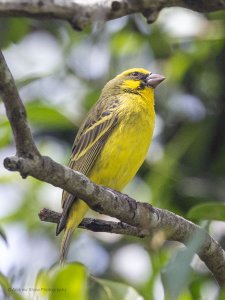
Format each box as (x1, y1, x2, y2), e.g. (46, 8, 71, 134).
(68, 112, 118, 175)
(56, 98, 119, 235)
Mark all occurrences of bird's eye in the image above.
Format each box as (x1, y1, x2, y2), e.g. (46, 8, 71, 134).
(130, 72, 140, 77)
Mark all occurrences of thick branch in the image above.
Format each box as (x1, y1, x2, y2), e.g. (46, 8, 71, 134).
(3, 156, 225, 286)
(1, 49, 225, 286)
(0, 0, 224, 30)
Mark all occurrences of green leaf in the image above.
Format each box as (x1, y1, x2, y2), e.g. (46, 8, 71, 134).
(35, 268, 52, 298)
(26, 103, 74, 129)
(187, 202, 225, 221)
(35, 263, 88, 300)
(93, 277, 144, 300)
(50, 264, 88, 300)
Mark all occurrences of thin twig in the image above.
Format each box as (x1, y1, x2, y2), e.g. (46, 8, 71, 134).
(39, 208, 144, 237)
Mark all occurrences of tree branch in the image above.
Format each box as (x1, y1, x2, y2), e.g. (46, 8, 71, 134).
(39, 208, 144, 237)
(1, 49, 225, 287)
(0, 0, 224, 30)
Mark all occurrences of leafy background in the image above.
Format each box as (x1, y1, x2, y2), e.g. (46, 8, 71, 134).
(0, 7, 225, 300)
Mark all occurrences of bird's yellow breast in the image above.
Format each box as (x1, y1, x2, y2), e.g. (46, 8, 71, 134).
(88, 90, 155, 190)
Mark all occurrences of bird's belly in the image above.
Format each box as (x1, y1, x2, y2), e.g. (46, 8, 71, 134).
(89, 119, 153, 191)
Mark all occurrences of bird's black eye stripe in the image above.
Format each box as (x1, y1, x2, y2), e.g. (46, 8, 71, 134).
(129, 71, 149, 80)
(130, 71, 143, 78)
(131, 72, 140, 76)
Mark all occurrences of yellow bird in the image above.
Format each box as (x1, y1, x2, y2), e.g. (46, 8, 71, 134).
(56, 68, 165, 263)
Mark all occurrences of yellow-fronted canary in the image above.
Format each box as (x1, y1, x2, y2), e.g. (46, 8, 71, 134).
(56, 68, 165, 263)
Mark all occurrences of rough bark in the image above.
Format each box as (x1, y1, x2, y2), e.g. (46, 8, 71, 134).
(0, 0, 224, 30)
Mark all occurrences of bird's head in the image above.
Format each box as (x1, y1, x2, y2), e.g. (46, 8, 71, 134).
(101, 68, 165, 102)
(115, 68, 165, 94)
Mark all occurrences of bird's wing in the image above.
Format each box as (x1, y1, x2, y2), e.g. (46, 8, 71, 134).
(56, 98, 119, 235)
(69, 109, 118, 175)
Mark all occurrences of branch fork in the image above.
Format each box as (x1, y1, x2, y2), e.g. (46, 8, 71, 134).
(1, 49, 225, 286)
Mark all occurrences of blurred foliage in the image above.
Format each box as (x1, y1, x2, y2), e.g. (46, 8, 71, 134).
(188, 202, 225, 221)
(91, 276, 144, 300)
(0, 7, 225, 300)
(161, 231, 207, 299)
(0, 271, 24, 300)
(0, 227, 7, 245)
(35, 263, 88, 300)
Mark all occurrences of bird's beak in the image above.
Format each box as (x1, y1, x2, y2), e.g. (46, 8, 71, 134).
(146, 73, 165, 88)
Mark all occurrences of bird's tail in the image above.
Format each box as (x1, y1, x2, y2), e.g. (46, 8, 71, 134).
(59, 199, 89, 264)
(60, 227, 74, 264)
